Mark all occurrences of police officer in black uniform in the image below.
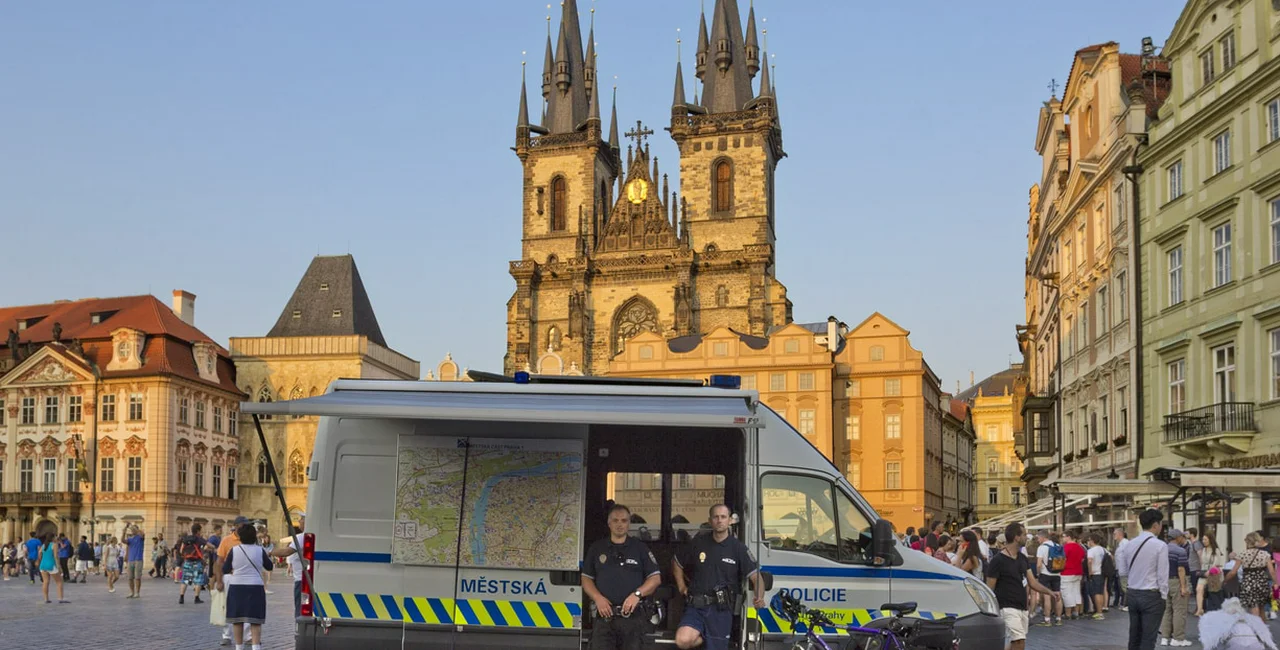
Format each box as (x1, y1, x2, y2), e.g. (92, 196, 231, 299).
(673, 504, 765, 650)
(581, 504, 662, 650)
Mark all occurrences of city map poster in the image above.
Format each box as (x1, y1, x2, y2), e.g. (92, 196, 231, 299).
(393, 436, 584, 571)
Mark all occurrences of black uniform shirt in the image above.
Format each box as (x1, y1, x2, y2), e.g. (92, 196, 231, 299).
(675, 533, 758, 596)
(582, 537, 660, 605)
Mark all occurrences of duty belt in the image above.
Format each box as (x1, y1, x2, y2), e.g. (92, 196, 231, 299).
(688, 593, 733, 609)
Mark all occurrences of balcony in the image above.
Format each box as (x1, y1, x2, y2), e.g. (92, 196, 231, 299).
(0, 492, 84, 505)
(1163, 402, 1257, 460)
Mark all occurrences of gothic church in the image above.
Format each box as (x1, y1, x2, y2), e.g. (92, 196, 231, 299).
(505, 0, 791, 376)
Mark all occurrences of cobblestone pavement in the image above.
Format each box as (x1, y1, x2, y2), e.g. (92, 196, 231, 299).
(4, 572, 1280, 650)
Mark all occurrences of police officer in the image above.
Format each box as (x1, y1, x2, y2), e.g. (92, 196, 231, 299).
(581, 504, 661, 650)
(673, 504, 765, 650)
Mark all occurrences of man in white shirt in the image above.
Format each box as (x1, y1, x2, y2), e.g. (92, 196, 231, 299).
(1115, 509, 1168, 650)
(1113, 528, 1131, 611)
(1086, 533, 1108, 620)
(1034, 530, 1063, 626)
(271, 512, 306, 618)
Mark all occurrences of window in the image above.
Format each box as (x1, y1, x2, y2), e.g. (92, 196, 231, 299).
(884, 378, 901, 396)
(848, 463, 861, 488)
(213, 406, 223, 433)
(99, 458, 114, 492)
(101, 394, 115, 422)
(179, 398, 189, 425)
(331, 309, 342, 318)
(1077, 224, 1086, 266)
(988, 486, 999, 505)
(713, 160, 732, 212)
(127, 393, 143, 421)
(1213, 130, 1231, 175)
(1213, 343, 1237, 403)
(194, 462, 205, 496)
(1011, 487, 1022, 506)
(1118, 271, 1129, 321)
(289, 452, 306, 484)
(1168, 247, 1184, 305)
(678, 474, 693, 489)
(127, 457, 142, 492)
(1080, 302, 1090, 347)
(798, 409, 816, 438)
(869, 345, 884, 361)
(760, 473, 871, 563)
(67, 396, 82, 423)
(1268, 99, 1280, 144)
(1032, 412, 1051, 453)
(848, 380, 861, 397)
(885, 462, 902, 490)
(42, 458, 57, 492)
(1101, 396, 1110, 439)
(799, 372, 814, 391)
(66, 458, 79, 491)
(20, 397, 35, 425)
(715, 285, 729, 308)
(1201, 49, 1215, 85)
(1065, 316, 1075, 356)
(741, 375, 756, 390)
(1271, 198, 1280, 265)
(319, 283, 329, 291)
(848, 415, 860, 440)
(20, 459, 33, 493)
(986, 424, 999, 442)
(229, 412, 237, 437)
(885, 413, 902, 439)
(257, 454, 269, 484)
(177, 460, 188, 493)
(213, 465, 222, 498)
(988, 457, 998, 474)
(550, 177, 567, 231)
(770, 373, 786, 392)
(712, 342, 728, 357)
(1168, 359, 1186, 414)
(1221, 32, 1236, 70)
(227, 466, 237, 500)
(44, 396, 59, 424)
(1064, 238, 1074, 271)
(194, 400, 206, 429)
(1066, 412, 1075, 453)
(1098, 286, 1109, 332)
(1169, 160, 1184, 201)
(0, 399, 4, 426)
(1119, 387, 1129, 440)
(1272, 328, 1280, 399)
(784, 339, 800, 354)
(1213, 223, 1232, 287)
(1113, 185, 1126, 229)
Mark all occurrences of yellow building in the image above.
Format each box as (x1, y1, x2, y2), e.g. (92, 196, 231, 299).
(230, 255, 418, 533)
(960, 365, 1027, 522)
(1137, 0, 1280, 545)
(0, 292, 243, 542)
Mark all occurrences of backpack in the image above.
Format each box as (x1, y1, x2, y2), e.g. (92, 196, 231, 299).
(1101, 550, 1116, 578)
(1047, 543, 1066, 573)
(179, 536, 203, 562)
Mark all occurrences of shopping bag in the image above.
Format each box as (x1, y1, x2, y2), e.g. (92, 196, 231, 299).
(210, 588, 227, 627)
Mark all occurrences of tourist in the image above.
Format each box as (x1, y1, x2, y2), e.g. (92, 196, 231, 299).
(93, 539, 102, 575)
(1197, 566, 1227, 617)
(1197, 597, 1278, 650)
(902, 526, 916, 546)
(176, 522, 208, 605)
(953, 530, 985, 581)
(1034, 530, 1064, 626)
(969, 526, 990, 560)
(25, 532, 42, 583)
(215, 516, 250, 646)
(271, 512, 306, 618)
(37, 533, 67, 604)
(74, 535, 93, 583)
(1060, 530, 1086, 620)
(124, 524, 147, 598)
(1187, 527, 1203, 609)
(1117, 509, 1168, 650)
(1086, 532, 1108, 620)
(986, 523, 1058, 650)
(155, 533, 168, 579)
(1159, 528, 1192, 646)
(216, 522, 273, 650)
(1113, 528, 1131, 611)
(260, 532, 275, 595)
(1226, 532, 1276, 619)
(932, 535, 953, 563)
(102, 536, 121, 593)
(56, 533, 72, 581)
(1200, 533, 1226, 573)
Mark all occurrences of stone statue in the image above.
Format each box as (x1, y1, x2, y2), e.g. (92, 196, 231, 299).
(51, 322, 62, 342)
(6, 330, 17, 360)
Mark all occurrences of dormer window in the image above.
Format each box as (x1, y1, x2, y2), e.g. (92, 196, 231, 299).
(17, 316, 44, 331)
(331, 309, 342, 318)
(292, 310, 302, 320)
(91, 314, 101, 325)
(319, 283, 329, 291)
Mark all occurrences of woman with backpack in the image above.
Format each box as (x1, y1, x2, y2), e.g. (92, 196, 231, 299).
(176, 522, 208, 605)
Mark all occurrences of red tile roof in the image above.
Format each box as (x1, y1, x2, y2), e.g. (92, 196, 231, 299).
(1, 295, 241, 395)
(1119, 54, 1172, 120)
(949, 399, 969, 421)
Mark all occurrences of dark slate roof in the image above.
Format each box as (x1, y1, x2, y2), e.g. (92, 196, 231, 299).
(267, 255, 387, 346)
(667, 329, 769, 354)
(956, 364, 1023, 403)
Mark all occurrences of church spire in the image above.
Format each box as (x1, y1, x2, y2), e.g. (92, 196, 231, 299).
(672, 59, 687, 109)
(744, 1, 760, 79)
(541, 19, 553, 100)
(695, 3, 710, 80)
(608, 86, 620, 151)
(518, 62, 531, 128)
(584, 10, 596, 98)
(544, 0, 589, 134)
(702, 0, 752, 114)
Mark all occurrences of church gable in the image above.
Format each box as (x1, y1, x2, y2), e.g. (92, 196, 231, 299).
(597, 143, 682, 254)
(0, 346, 94, 388)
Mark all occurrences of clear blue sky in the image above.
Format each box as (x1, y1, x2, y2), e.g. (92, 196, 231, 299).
(2, 1, 1178, 390)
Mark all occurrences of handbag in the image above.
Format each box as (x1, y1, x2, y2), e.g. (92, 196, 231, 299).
(210, 587, 227, 627)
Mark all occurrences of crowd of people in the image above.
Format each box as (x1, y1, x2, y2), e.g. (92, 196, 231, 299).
(900, 514, 1280, 650)
(0, 512, 306, 650)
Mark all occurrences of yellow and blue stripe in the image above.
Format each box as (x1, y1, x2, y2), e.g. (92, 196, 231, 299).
(747, 606, 953, 636)
(313, 593, 581, 628)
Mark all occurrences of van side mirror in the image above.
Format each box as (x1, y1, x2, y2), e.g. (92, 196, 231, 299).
(870, 519, 901, 567)
(759, 571, 773, 592)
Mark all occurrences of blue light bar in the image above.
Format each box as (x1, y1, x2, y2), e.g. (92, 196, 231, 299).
(708, 375, 741, 389)
(513, 371, 531, 384)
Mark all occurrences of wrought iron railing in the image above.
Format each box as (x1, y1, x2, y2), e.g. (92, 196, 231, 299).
(1163, 402, 1257, 443)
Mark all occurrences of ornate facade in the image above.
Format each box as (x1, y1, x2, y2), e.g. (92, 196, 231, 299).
(960, 365, 1028, 522)
(505, 0, 791, 376)
(0, 292, 243, 543)
(230, 255, 418, 533)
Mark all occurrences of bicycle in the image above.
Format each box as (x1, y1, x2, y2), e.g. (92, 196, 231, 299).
(768, 591, 959, 650)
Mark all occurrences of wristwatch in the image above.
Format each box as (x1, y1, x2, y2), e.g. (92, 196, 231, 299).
(633, 590, 642, 599)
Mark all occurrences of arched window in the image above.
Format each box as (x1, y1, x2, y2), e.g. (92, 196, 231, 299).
(290, 386, 304, 419)
(713, 160, 732, 212)
(257, 386, 273, 421)
(612, 297, 659, 355)
(547, 326, 562, 351)
(550, 177, 567, 231)
(288, 450, 305, 484)
(256, 453, 269, 484)
(715, 285, 729, 308)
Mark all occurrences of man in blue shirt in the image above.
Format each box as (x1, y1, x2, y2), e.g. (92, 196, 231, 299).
(124, 525, 147, 599)
(56, 534, 72, 581)
(25, 532, 42, 584)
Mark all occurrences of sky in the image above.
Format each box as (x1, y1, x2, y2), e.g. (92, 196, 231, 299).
(1, 1, 1179, 391)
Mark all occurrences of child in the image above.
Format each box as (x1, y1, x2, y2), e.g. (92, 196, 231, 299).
(1198, 566, 1227, 616)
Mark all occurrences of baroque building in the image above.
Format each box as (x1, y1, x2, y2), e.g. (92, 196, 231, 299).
(1137, 0, 1280, 546)
(230, 255, 418, 533)
(960, 365, 1028, 523)
(505, 0, 791, 376)
(0, 292, 243, 543)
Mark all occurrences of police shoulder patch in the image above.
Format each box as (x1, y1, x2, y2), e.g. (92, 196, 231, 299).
(648, 551, 657, 564)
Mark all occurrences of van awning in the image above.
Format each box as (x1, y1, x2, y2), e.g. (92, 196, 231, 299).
(240, 381, 761, 429)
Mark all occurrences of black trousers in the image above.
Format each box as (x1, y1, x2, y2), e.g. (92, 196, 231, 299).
(1126, 588, 1165, 650)
(589, 614, 648, 650)
(58, 556, 70, 580)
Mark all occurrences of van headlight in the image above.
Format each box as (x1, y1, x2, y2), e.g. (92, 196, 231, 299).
(964, 578, 999, 615)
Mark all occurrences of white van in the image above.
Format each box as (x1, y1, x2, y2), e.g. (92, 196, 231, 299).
(243, 376, 1004, 649)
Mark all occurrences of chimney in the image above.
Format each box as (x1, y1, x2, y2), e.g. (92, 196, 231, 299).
(172, 290, 196, 326)
(969, 370, 975, 387)
(826, 316, 839, 352)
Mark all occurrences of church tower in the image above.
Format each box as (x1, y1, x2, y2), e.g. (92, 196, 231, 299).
(506, 0, 790, 376)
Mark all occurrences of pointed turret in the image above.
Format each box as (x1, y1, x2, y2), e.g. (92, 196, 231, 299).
(702, 0, 752, 113)
(608, 87, 620, 151)
(744, 2, 760, 78)
(554, 23, 572, 94)
(757, 51, 771, 99)
(584, 22, 596, 97)
(544, 0, 590, 134)
(541, 31, 554, 99)
(672, 60, 687, 109)
(695, 7, 710, 80)
(588, 77, 601, 122)
(518, 64, 531, 128)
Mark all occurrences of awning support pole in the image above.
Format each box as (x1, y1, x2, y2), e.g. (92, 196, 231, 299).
(251, 414, 312, 610)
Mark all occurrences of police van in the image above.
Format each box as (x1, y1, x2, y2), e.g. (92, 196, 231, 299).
(242, 374, 1004, 649)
